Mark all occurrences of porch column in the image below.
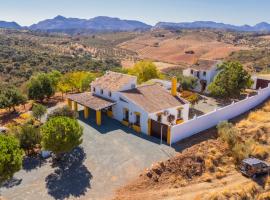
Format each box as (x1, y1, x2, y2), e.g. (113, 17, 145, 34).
(67, 99, 72, 109)
(148, 118, 151, 136)
(84, 106, 89, 119)
(167, 126, 171, 145)
(73, 101, 78, 112)
(96, 110, 101, 125)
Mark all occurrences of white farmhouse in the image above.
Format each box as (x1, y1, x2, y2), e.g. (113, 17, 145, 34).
(183, 59, 221, 92)
(67, 71, 189, 144)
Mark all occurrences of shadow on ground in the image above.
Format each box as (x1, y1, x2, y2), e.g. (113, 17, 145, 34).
(45, 147, 92, 200)
(78, 110, 163, 146)
(1, 178, 22, 189)
(22, 156, 47, 172)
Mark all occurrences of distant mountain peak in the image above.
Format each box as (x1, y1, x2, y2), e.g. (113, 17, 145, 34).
(29, 16, 152, 33)
(54, 15, 66, 20)
(0, 21, 21, 29)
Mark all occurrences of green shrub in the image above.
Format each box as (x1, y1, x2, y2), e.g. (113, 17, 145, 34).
(41, 117, 83, 158)
(32, 103, 47, 120)
(0, 135, 23, 184)
(47, 106, 78, 120)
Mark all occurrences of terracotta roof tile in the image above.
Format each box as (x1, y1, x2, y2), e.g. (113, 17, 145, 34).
(67, 92, 115, 110)
(120, 84, 187, 113)
(91, 71, 137, 92)
(191, 59, 220, 71)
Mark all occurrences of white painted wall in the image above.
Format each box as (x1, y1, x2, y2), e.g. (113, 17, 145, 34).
(149, 103, 189, 125)
(112, 92, 149, 134)
(170, 84, 270, 144)
(183, 64, 219, 93)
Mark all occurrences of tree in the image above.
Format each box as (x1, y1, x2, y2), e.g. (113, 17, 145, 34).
(47, 106, 78, 120)
(28, 73, 55, 102)
(178, 75, 198, 91)
(128, 61, 162, 83)
(10, 124, 41, 154)
(208, 62, 253, 98)
(48, 70, 62, 89)
(0, 84, 27, 112)
(0, 135, 23, 184)
(41, 117, 83, 159)
(32, 103, 47, 120)
(57, 71, 96, 95)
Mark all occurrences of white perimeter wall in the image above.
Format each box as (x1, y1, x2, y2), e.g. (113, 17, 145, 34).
(171, 85, 270, 144)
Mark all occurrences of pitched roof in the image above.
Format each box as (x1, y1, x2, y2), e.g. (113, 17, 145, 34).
(190, 59, 220, 71)
(120, 84, 187, 113)
(67, 92, 116, 110)
(91, 71, 137, 92)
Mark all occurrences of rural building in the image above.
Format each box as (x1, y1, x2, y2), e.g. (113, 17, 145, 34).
(183, 59, 221, 92)
(252, 74, 270, 90)
(67, 71, 189, 144)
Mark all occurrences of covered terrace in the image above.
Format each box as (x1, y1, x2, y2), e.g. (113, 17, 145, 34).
(66, 92, 116, 125)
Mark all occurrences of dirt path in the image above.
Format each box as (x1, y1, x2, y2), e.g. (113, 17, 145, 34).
(114, 172, 251, 200)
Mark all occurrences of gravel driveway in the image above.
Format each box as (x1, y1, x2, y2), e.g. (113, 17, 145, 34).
(1, 108, 175, 200)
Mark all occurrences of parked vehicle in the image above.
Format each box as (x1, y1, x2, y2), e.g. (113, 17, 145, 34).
(240, 158, 270, 178)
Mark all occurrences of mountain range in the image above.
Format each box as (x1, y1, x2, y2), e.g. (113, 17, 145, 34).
(1, 16, 270, 33)
(154, 21, 270, 32)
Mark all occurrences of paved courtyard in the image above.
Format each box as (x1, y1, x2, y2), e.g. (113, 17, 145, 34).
(0, 109, 176, 200)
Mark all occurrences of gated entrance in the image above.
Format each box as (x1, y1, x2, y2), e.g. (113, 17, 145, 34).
(150, 119, 168, 142)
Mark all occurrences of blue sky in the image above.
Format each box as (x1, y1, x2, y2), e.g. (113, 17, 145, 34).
(0, 0, 269, 26)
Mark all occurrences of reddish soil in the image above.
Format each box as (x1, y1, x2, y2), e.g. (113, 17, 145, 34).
(119, 30, 249, 65)
(0, 93, 65, 126)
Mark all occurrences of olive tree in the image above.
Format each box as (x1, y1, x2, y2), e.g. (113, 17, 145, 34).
(0, 84, 27, 112)
(32, 103, 47, 120)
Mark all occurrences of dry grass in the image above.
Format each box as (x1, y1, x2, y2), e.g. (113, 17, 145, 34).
(114, 101, 270, 200)
(199, 182, 260, 200)
(257, 191, 270, 200)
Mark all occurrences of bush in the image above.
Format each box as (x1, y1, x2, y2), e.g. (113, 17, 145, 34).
(10, 124, 41, 153)
(0, 135, 23, 184)
(179, 76, 198, 91)
(41, 117, 83, 158)
(180, 91, 199, 104)
(47, 106, 78, 120)
(32, 103, 47, 120)
(217, 121, 238, 148)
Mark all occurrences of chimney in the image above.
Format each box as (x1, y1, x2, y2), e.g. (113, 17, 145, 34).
(171, 76, 177, 96)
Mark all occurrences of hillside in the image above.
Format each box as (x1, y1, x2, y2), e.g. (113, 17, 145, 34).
(113, 101, 270, 200)
(0, 29, 139, 85)
(118, 29, 253, 65)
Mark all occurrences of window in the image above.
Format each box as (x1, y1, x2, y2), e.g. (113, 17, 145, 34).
(191, 69, 193, 74)
(157, 114, 162, 122)
(108, 91, 112, 97)
(177, 109, 182, 119)
(123, 108, 129, 122)
(203, 71, 206, 76)
(93, 87, 96, 92)
(101, 89, 103, 94)
(135, 113, 140, 126)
